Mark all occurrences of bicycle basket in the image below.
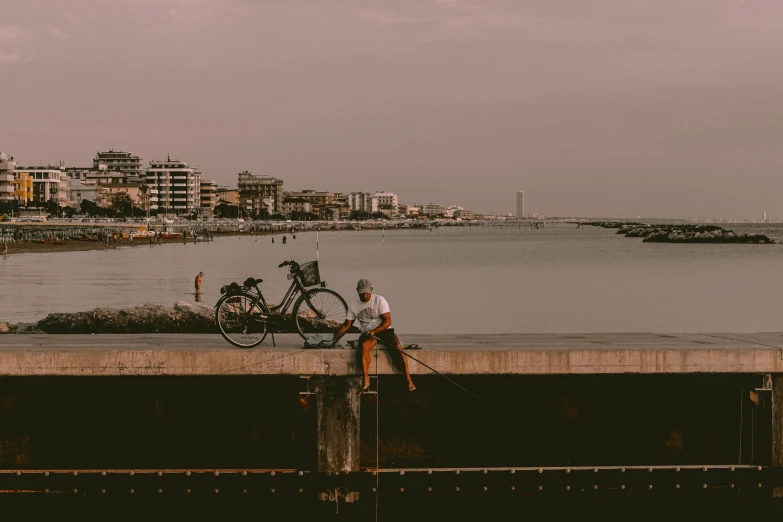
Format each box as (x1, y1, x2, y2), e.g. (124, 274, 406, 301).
(299, 261, 321, 286)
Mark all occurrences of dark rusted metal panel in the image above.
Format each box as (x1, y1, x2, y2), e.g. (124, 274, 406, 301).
(312, 376, 361, 473)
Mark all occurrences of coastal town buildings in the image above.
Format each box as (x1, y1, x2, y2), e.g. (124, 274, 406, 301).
(237, 171, 283, 216)
(373, 191, 399, 217)
(13, 173, 33, 205)
(516, 191, 524, 218)
(283, 189, 333, 218)
(66, 177, 99, 207)
(13, 165, 67, 206)
(145, 157, 201, 215)
(324, 193, 351, 220)
(332, 193, 348, 207)
(217, 187, 240, 206)
(94, 150, 143, 179)
(87, 171, 144, 208)
(64, 168, 148, 209)
(398, 205, 420, 217)
(445, 205, 463, 218)
(0, 152, 15, 204)
(347, 192, 377, 214)
(281, 198, 313, 217)
(422, 203, 446, 217)
(200, 179, 218, 215)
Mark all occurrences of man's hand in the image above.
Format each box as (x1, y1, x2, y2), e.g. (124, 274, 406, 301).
(333, 319, 354, 342)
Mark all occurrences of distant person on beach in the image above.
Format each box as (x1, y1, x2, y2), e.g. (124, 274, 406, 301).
(272, 237, 275, 243)
(293, 234, 296, 239)
(332, 279, 416, 392)
(2, 241, 7, 256)
(195, 272, 204, 293)
(282, 235, 287, 244)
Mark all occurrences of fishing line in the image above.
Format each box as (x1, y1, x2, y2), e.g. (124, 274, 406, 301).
(371, 336, 497, 412)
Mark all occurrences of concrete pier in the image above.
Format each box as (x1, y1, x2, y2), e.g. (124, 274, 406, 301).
(2, 333, 783, 514)
(2, 333, 783, 376)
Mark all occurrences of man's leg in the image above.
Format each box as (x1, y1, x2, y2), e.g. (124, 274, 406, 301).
(387, 333, 416, 391)
(360, 335, 377, 389)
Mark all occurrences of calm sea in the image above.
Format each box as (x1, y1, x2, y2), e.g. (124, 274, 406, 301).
(3, 223, 783, 333)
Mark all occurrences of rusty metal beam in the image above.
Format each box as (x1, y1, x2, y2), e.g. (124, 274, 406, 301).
(0, 465, 779, 497)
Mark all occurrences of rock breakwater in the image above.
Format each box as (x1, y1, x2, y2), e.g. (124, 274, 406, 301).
(0, 301, 344, 335)
(586, 222, 774, 244)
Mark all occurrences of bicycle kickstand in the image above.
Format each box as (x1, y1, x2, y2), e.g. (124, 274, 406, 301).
(270, 332, 276, 347)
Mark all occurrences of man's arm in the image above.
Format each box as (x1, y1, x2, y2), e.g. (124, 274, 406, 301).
(367, 312, 392, 338)
(333, 319, 354, 342)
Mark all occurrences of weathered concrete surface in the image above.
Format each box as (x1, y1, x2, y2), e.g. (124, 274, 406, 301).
(312, 376, 362, 473)
(1, 333, 783, 376)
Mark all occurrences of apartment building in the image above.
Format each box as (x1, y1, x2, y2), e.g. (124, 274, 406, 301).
(347, 192, 378, 213)
(237, 171, 283, 216)
(422, 203, 446, 216)
(0, 152, 15, 204)
(281, 198, 313, 217)
(14, 166, 67, 206)
(200, 179, 218, 214)
(374, 191, 399, 216)
(145, 157, 201, 214)
(217, 187, 240, 206)
(94, 149, 143, 178)
(283, 189, 333, 218)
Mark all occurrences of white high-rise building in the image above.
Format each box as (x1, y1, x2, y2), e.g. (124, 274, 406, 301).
(0, 152, 15, 204)
(347, 192, 378, 213)
(145, 157, 201, 214)
(516, 191, 524, 218)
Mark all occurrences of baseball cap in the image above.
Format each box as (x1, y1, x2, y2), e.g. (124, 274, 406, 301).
(356, 278, 373, 293)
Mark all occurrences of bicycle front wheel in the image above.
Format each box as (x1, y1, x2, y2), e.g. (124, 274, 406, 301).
(216, 293, 268, 348)
(293, 289, 348, 339)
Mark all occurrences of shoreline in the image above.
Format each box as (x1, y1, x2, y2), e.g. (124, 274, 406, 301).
(0, 226, 430, 256)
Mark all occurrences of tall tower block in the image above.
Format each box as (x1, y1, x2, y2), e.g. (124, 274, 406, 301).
(516, 191, 524, 219)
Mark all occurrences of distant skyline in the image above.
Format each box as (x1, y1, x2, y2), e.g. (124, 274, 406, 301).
(1, 1, 782, 217)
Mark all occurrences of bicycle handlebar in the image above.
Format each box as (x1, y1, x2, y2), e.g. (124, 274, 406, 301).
(278, 260, 300, 268)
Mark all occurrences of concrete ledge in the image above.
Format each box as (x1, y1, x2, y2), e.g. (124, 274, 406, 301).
(2, 333, 783, 376)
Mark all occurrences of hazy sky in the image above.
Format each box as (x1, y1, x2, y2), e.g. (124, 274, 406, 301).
(1, 0, 782, 217)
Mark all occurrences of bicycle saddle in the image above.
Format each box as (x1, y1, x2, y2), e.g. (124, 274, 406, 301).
(244, 277, 263, 287)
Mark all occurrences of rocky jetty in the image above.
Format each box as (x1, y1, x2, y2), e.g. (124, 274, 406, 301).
(585, 222, 774, 244)
(0, 301, 347, 335)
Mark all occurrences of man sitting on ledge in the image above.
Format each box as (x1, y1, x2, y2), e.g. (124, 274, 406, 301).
(333, 278, 416, 392)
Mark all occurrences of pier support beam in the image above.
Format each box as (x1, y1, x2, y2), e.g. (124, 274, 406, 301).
(312, 376, 362, 473)
(772, 374, 783, 497)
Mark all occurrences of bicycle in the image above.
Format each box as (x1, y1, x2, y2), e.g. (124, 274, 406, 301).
(215, 259, 348, 348)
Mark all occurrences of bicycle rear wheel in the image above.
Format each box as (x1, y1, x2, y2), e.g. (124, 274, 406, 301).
(293, 289, 348, 339)
(216, 293, 268, 348)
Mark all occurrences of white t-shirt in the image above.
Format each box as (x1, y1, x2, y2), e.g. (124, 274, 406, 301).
(346, 294, 390, 332)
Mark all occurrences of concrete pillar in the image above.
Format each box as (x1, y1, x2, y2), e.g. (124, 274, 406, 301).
(312, 376, 362, 473)
(772, 374, 783, 497)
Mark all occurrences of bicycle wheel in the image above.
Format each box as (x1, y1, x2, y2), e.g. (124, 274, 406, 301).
(216, 293, 268, 348)
(292, 289, 348, 339)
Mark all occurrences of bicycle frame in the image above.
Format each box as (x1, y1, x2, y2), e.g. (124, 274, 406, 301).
(245, 268, 322, 317)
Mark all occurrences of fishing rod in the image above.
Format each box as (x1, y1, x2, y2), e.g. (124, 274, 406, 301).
(370, 335, 497, 411)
